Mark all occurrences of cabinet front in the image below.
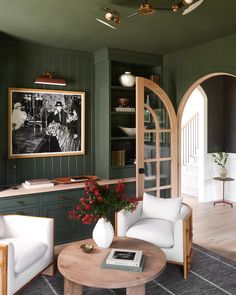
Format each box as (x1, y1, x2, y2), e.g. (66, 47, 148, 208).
(42, 201, 78, 245)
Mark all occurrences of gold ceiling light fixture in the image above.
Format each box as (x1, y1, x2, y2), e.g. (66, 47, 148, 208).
(96, 0, 205, 28)
(34, 72, 66, 86)
(96, 8, 121, 29)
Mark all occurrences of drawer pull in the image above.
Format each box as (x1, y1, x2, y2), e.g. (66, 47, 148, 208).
(59, 196, 65, 201)
(59, 205, 66, 209)
(16, 211, 25, 215)
(17, 201, 25, 206)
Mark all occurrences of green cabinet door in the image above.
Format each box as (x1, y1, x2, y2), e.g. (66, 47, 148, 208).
(42, 201, 78, 245)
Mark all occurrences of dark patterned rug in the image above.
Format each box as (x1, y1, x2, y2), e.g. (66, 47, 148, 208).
(19, 244, 236, 295)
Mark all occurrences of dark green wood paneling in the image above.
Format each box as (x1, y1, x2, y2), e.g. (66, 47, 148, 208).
(163, 34, 236, 109)
(94, 59, 110, 179)
(0, 38, 94, 186)
(0, 38, 17, 187)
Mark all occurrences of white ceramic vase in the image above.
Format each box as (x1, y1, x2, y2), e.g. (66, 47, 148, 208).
(219, 166, 227, 179)
(92, 217, 114, 248)
(119, 71, 135, 87)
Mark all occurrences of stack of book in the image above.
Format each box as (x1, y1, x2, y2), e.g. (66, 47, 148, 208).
(114, 107, 135, 113)
(22, 179, 54, 189)
(112, 150, 125, 167)
(149, 74, 160, 85)
(101, 248, 145, 272)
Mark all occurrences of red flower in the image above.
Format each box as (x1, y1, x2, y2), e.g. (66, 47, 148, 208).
(68, 180, 141, 225)
(97, 196, 103, 203)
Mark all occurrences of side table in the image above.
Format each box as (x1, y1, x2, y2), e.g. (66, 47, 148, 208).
(213, 177, 234, 208)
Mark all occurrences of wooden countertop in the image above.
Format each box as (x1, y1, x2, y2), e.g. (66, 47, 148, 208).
(0, 177, 136, 198)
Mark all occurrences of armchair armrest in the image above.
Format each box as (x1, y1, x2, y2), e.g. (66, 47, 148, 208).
(173, 203, 192, 278)
(2, 215, 54, 246)
(174, 203, 192, 241)
(116, 201, 143, 236)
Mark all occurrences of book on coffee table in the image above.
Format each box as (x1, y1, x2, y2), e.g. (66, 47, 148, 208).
(106, 248, 143, 267)
(101, 255, 145, 272)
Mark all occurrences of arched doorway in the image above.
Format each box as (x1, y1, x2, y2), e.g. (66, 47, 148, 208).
(180, 86, 207, 202)
(178, 72, 236, 201)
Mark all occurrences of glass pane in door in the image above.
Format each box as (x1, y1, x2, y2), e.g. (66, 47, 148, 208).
(144, 162, 157, 189)
(160, 160, 171, 186)
(160, 132, 171, 158)
(160, 188, 172, 198)
(144, 132, 157, 159)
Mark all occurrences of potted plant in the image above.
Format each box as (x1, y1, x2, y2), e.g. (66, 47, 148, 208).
(68, 180, 142, 248)
(211, 151, 229, 178)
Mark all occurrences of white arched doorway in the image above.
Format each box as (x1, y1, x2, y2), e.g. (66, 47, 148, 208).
(177, 72, 236, 202)
(180, 86, 207, 202)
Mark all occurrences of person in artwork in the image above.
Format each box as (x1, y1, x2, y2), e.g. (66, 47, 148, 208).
(35, 100, 80, 153)
(12, 102, 28, 130)
(47, 101, 67, 125)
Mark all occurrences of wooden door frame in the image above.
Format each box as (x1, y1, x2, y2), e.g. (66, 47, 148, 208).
(136, 77, 178, 198)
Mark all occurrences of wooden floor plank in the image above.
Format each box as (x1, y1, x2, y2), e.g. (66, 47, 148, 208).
(183, 195, 236, 262)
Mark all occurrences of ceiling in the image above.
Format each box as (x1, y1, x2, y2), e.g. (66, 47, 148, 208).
(0, 0, 236, 54)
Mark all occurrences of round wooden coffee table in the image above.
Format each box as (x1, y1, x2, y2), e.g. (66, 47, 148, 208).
(58, 237, 166, 295)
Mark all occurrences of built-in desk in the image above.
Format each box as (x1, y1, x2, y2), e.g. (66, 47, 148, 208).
(0, 178, 136, 245)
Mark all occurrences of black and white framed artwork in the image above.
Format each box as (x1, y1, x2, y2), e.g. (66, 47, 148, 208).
(8, 88, 85, 158)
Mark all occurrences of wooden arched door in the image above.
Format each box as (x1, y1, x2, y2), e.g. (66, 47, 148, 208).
(136, 77, 178, 198)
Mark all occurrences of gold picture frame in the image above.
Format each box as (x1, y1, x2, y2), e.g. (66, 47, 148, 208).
(8, 88, 85, 159)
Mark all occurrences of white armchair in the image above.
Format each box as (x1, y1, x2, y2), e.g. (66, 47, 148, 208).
(117, 193, 192, 279)
(0, 215, 54, 295)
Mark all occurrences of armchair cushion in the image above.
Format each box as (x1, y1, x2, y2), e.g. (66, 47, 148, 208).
(141, 193, 183, 222)
(0, 216, 4, 237)
(0, 238, 47, 274)
(126, 218, 174, 248)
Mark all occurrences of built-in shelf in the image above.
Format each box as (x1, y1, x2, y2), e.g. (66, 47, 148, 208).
(111, 111, 135, 115)
(111, 136, 136, 140)
(111, 86, 135, 91)
(111, 164, 135, 169)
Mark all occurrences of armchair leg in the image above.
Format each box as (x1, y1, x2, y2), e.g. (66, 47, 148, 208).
(183, 204, 193, 279)
(0, 245, 8, 295)
(183, 251, 191, 279)
(42, 262, 55, 276)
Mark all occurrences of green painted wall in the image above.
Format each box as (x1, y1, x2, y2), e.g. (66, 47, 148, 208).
(163, 34, 236, 109)
(0, 37, 95, 186)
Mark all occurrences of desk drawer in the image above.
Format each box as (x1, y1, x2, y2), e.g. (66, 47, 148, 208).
(0, 195, 40, 209)
(0, 206, 40, 216)
(42, 189, 81, 204)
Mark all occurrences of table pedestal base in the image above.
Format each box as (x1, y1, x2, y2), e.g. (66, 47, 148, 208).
(213, 200, 233, 208)
(64, 279, 146, 295)
(64, 278, 82, 295)
(127, 284, 145, 295)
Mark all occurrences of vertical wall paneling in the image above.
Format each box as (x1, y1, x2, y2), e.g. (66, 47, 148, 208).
(0, 38, 94, 186)
(163, 34, 236, 108)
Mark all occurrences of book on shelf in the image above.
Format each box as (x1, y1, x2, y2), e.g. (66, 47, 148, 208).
(114, 107, 135, 113)
(70, 176, 89, 182)
(25, 178, 52, 186)
(106, 248, 143, 267)
(112, 150, 125, 167)
(101, 254, 145, 272)
(149, 74, 160, 84)
(22, 181, 54, 189)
